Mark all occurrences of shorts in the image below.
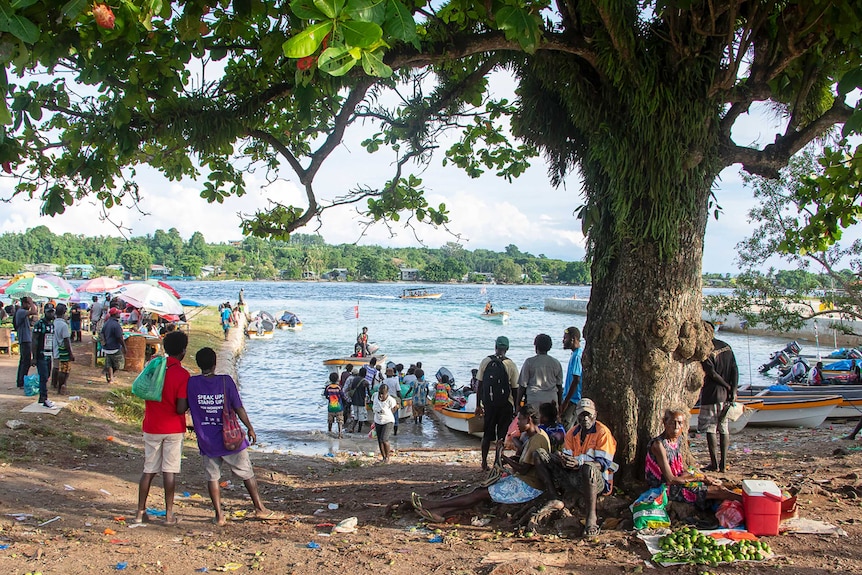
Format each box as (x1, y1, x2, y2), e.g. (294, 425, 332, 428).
(535, 448, 604, 497)
(376, 422, 393, 444)
(482, 403, 514, 442)
(412, 404, 426, 417)
(142, 432, 184, 474)
(104, 350, 125, 371)
(487, 475, 543, 504)
(202, 449, 255, 481)
(328, 411, 344, 425)
(353, 405, 368, 422)
(698, 403, 729, 434)
(57, 361, 72, 374)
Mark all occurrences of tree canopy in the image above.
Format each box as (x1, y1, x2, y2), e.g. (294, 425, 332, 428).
(2, 0, 861, 479)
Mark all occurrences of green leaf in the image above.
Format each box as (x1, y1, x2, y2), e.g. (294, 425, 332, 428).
(313, 0, 345, 19)
(317, 45, 359, 76)
(383, 0, 417, 43)
(361, 49, 392, 77)
(12, 0, 39, 9)
(341, 20, 382, 48)
(345, 0, 386, 24)
(0, 4, 39, 44)
(0, 97, 11, 125)
(837, 68, 862, 96)
(290, 0, 328, 20)
(842, 109, 862, 138)
(494, 6, 541, 53)
(282, 21, 334, 58)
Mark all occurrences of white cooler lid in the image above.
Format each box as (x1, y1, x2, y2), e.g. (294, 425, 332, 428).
(742, 479, 781, 497)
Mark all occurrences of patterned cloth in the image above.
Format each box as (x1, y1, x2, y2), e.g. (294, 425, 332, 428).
(645, 435, 709, 510)
(563, 421, 619, 495)
(487, 475, 543, 504)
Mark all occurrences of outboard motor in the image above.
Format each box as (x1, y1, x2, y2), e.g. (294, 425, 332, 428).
(758, 341, 800, 373)
(778, 357, 810, 385)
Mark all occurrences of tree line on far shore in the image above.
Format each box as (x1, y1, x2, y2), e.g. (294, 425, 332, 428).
(0, 226, 592, 284)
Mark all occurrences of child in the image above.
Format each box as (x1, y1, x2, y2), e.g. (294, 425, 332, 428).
(410, 368, 430, 424)
(350, 367, 370, 433)
(433, 372, 451, 411)
(186, 347, 284, 525)
(372, 383, 398, 463)
(323, 372, 346, 438)
(538, 401, 567, 452)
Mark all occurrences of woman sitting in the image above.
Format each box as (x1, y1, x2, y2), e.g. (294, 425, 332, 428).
(645, 409, 740, 511)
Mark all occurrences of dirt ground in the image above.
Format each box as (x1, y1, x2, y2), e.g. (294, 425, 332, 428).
(0, 336, 859, 574)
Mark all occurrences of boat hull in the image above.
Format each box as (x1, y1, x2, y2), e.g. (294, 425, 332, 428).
(479, 312, 510, 323)
(247, 331, 274, 340)
(438, 407, 484, 437)
(740, 396, 840, 427)
(277, 322, 303, 331)
(399, 293, 443, 299)
(323, 355, 387, 374)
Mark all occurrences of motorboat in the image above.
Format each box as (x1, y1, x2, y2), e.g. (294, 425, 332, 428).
(479, 311, 510, 323)
(738, 394, 841, 427)
(784, 384, 862, 418)
(246, 310, 275, 339)
(277, 310, 303, 330)
(322, 354, 387, 374)
(689, 401, 762, 434)
(817, 359, 861, 384)
(437, 394, 483, 437)
(399, 288, 443, 299)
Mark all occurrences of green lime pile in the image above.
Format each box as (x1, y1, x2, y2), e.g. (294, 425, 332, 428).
(652, 527, 772, 565)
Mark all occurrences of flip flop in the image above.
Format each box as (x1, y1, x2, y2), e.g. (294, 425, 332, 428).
(162, 516, 181, 526)
(256, 510, 286, 521)
(411, 492, 422, 510)
(133, 512, 150, 525)
(415, 506, 444, 523)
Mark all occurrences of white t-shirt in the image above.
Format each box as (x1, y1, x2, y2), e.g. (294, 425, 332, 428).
(383, 376, 401, 398)
(52, 318, 71, 360)
(372, 394, 397, 425)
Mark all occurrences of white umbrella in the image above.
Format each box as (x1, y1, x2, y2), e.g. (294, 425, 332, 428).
(4, 276, 65, 300)
(113, 283, 184, 316)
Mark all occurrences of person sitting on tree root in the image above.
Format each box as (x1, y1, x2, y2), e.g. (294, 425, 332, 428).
(532, 397, 618, 537)
(410, 404, 550, 522)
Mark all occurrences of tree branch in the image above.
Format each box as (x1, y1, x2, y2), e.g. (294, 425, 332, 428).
(720, 99, 854, 177)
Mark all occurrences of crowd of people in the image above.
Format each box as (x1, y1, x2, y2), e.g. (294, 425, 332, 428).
(404, 323, 743, 537)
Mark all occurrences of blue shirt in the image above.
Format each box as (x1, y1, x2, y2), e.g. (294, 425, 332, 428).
(563, 347, 583, 405)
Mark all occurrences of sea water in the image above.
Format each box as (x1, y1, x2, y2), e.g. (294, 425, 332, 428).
(171, 281, 800, 454)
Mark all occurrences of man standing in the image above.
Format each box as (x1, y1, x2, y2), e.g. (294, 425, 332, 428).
(475, 336, 520, 471)
(698, 324, 739, 472)
(101, 307, 126, 384)
(89, 295, 102, 337)
(135, 331, 189, 525)
(559, 326, 583, 428)
(534, 398, 618, 537)
(31, 304, 56, 408)
(517, 333, 563, 410)
(13, 296, 38, 389)
(52, 304, 75, 395)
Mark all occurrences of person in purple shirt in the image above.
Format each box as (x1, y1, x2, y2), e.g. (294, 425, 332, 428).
(186, 347, 284, 525)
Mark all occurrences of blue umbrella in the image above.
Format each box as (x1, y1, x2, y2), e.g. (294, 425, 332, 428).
(179, 298, 205, 307)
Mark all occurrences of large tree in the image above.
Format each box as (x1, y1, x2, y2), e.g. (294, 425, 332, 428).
(1, 1, 860, 478)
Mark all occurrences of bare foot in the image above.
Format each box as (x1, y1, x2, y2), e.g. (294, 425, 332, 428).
(212, 515, 227, 526)
(163, 515, 181, 526)
(133, 511, 149, 524)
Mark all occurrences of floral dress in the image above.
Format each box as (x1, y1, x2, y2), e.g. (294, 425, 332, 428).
(645, 435, 709, 510)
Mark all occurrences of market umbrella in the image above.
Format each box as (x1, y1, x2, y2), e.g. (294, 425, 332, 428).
(113, 283, 184, 316)
(38, 274, 80, 302)
(77, 276, 122, 293)
(145, 278, 181, 298)
(0, 272, 36, 295)
(4, 276, 69, 300)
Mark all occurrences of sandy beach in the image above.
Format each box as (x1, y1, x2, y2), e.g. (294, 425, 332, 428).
(0, 314, 860, 574)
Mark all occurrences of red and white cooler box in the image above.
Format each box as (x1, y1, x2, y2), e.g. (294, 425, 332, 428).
(742, 479, 782, 536)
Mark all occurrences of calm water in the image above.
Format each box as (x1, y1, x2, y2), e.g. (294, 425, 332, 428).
(168, 281, 809, 454)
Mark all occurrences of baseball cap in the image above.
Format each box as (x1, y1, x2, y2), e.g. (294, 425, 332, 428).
(495, 336, 509, 349)
(109, 307, 121, 316)
(576, 398, 597, 416)
(44, 303, 55, 311)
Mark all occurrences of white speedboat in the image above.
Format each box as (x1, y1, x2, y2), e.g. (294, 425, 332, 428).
(741, 394, 841, 427)
(437, 395, 483, 437)
(689, 401, 762, 434)
(479, 311, 510, 323)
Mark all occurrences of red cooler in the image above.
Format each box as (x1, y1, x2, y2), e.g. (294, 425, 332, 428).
(742, 479, 782, 536)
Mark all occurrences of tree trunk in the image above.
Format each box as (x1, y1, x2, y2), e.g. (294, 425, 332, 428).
(582, 181, 715, 485)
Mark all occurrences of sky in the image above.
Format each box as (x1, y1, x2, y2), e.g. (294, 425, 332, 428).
(0, 74, 832, 275)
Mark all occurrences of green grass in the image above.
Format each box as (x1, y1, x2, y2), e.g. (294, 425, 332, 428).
(107, 388, 145, 422)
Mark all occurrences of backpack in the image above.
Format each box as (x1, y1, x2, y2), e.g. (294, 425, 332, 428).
(482, 355, 511, 407)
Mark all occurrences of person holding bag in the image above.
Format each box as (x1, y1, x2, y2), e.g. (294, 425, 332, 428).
(186, 347, 284, 526)
(135, 331, 189, 526)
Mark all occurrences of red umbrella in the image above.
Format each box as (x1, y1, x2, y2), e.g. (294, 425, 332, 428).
(145, 279, 181, 298)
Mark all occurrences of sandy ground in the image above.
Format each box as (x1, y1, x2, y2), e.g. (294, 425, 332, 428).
(0, 334, 861, 574)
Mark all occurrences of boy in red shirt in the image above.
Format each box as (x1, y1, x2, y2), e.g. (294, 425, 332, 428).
(134, 331, 189, 525)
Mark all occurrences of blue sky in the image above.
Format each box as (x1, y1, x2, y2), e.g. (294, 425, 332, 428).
(0, 81, 825, 275)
